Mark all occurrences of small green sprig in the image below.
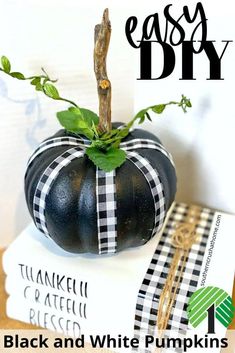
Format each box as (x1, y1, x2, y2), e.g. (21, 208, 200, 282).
(0, 55, 192, 172)
(0, 56, 77, 107)
(96, 95, 192, 148)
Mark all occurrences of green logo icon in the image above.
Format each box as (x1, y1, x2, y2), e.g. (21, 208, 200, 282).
(187, 286, 235, 332)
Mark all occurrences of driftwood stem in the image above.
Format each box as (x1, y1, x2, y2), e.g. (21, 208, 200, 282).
(94, 8, 112, 133)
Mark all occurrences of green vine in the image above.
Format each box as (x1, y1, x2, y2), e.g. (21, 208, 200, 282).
(0, 56, 192, 172)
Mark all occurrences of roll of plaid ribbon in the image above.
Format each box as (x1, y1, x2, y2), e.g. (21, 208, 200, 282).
(134, 203, 215, 353)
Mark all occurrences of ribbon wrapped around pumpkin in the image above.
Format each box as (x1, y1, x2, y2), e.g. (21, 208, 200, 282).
(24, 127, 177, 255)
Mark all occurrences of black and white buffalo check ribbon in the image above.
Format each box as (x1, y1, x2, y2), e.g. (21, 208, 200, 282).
(134, 202, 215, 353)
(27, 134, 174, 254)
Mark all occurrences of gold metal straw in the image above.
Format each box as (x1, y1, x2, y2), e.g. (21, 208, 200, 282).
(156, 206, 202, 342)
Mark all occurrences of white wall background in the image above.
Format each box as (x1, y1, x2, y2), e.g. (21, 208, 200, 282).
(0, 0, 234, 246)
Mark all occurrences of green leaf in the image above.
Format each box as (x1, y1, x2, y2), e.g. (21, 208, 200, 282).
(100, 129, 119, 140)
(92, 140, 108, 149)
(31, 77, 41, 85)
(79, 128, 94, 140)
(68, 106, 82, 115)
(1, 56, 11, 73)
(80, 108, 99, 126)
(116, 127, 130, 138)
(68, 107, 99, 126)
(111, 140, 121, 149)
(186, 99, 192, 107)
(151, 104, 166, 114)
(43, 83, 60, 99)
(91, 120, 99, 137)
(56, 110, 94, 139)
(146, 112, 152, 121)
(35, 82, 43, 91)
(76, 119, 89, 129)
(10, 72, 25, 80)
(86, 147, 126, 172)
(57, 110, 82, 132)
(138, 115, 145, 124)
(135, 108, 147, 119)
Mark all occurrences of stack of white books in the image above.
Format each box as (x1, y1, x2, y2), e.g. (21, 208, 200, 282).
(2, 202, 235, 352)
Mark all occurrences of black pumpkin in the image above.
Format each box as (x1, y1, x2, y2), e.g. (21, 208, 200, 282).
(25, 123, 176, 254)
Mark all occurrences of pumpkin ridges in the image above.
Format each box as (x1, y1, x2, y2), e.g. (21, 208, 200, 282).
(45, 157, 98, 253)
(115, 159, 155, 251)
(135, 149, 177, 211)
(25, 145, 77, 222)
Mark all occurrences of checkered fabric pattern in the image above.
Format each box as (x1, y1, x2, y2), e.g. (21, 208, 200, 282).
(120, 139, 175, 167)
(134, 202, 215, 353)
(127, 151, 166, 237)
(33, 147, 85, 236)
(27, 136, 89, 168)
(96, 169, 117, 254)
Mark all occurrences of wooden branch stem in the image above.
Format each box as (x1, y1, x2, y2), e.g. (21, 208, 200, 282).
(94, 8, 112, 133)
